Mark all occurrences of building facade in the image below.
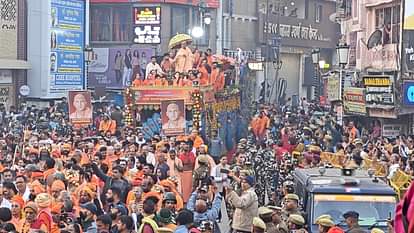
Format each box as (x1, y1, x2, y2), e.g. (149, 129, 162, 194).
(88, 0, 219, 92)
(0, 0, 30, 109)
(257, 0, 340, 103)
(338, 0, 405, 129)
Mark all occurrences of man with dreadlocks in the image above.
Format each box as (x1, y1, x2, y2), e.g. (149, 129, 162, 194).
(252, 141, 276, 205)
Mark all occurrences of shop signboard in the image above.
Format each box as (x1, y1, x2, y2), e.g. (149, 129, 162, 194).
(326, 74, 340, 102)
(88, 47, 154, 89)
(49, 0, 85, 93)
(0, 0, 18, 59)
(402, 80, 414, 106)
(363, 75, 394, 107)
(90, 0, 220, 8)
(382, 124, 402, 138)
(343, 87, 366, 115)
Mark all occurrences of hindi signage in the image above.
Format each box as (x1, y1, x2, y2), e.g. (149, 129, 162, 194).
(49, 0, 85, 93)
(363, 75, 394, 106)
(343, 87, 366, 115)
(133, 6, 161, 44)
(264, 22, 330, 42)
(132, 87, 193, 104)
(326, 75, 340, 102)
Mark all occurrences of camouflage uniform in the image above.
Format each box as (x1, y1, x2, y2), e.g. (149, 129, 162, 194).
(192, 165, 210, 190)
(252, 148, 276, 205)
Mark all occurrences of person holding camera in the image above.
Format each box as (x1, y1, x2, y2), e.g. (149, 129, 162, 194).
(187, 184, 222, 233)
(226, 176, 259, 233)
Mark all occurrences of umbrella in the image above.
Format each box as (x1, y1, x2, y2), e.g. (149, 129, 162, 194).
(168, 34, 192, 49)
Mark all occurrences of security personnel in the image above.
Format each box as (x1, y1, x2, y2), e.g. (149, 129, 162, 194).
(287, 214, 307, 233)
(315, 216, 335, 233)
(268, 206, 289, 233)
(192, 155, 210, 191)
(343, 211, 366, 233)
(258, 207, 279, 233)
(252, 217, 267, 233)
(282, 194, 302, 221)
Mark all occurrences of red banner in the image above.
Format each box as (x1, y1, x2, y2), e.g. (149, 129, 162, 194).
(90, 0, 219, 8)
(131, 87, 194, 104)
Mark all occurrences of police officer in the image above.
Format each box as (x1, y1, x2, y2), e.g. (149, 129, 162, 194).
(258, 207, 278, 233)
(252, 217, 267, 233)
(282, 194, 302, 220)
(193, 155, 211, 191)
(343, 211, 366, 233)
(287, 214, 308, 233)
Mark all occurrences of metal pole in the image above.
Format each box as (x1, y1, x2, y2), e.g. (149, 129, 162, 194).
(264, 0, 270, 104)
(275, 0, 281, 105)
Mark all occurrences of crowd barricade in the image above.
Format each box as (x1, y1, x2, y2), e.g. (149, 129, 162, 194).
(390, 169, 412, 199)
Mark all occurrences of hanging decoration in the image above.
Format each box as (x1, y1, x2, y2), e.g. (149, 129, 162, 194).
(191, 90, 203, 130)
(124, 87, 135, 126)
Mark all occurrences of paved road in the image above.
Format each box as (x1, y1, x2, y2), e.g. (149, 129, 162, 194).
(219, 200, 230, 233)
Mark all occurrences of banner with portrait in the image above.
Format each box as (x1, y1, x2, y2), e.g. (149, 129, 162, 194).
(161, 99, 186, 136)
(68, 91, 93, 124)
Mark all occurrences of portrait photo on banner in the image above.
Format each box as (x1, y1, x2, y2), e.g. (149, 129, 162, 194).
(161, 99, 186, 136)
(68, 91, 93, 124)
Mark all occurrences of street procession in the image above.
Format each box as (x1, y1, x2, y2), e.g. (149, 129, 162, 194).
(1, 0, 414, 233)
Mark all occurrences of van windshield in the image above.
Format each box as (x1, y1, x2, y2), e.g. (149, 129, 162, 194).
(312, 194, 396, 226)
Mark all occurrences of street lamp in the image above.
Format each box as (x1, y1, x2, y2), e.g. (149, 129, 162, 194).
(203, 12, 211, 25)
(84, 46, 94, 90)
(311, 48, 320, 65)
(336, 43, 350, 67)
(311, 48, 322, 102)
(336, 43, 349, 109)
(191, 26, 204, 39)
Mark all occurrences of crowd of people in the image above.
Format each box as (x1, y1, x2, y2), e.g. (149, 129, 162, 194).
(131, 44, 228, 91)
(0, 92, 413, 233)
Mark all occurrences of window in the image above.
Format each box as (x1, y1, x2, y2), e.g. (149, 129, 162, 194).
(344, 0, 352, 18)
(352, 0, 358, 18)
(315, 4, 322, 23)
(91, 5, 132, 42)
(171, 7, 190, 36)
(375, 5, 400, 44)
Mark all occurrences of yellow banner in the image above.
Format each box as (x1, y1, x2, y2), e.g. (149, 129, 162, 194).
(314, 194, 396, 203)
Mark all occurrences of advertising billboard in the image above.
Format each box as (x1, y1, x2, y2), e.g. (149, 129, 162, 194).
(402, 80, 414, 106)
(49, 0, 85, 93)
(133, 6, 161, 44)
(90, 0, 219, 8)
(88, 47, 154, 89)
(403, 0, 414, 73)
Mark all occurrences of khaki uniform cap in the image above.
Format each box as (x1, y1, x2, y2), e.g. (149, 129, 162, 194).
(197, 155, 209, 164)
(317, 217, 334, 227)
(253, 217, 267, 230)
(288, 214, 305, 226)
(371, 228, 384, 233)
(315, 214, 333, 223)
(258, 206, 273, 215)
(285, 193, 299, 201)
